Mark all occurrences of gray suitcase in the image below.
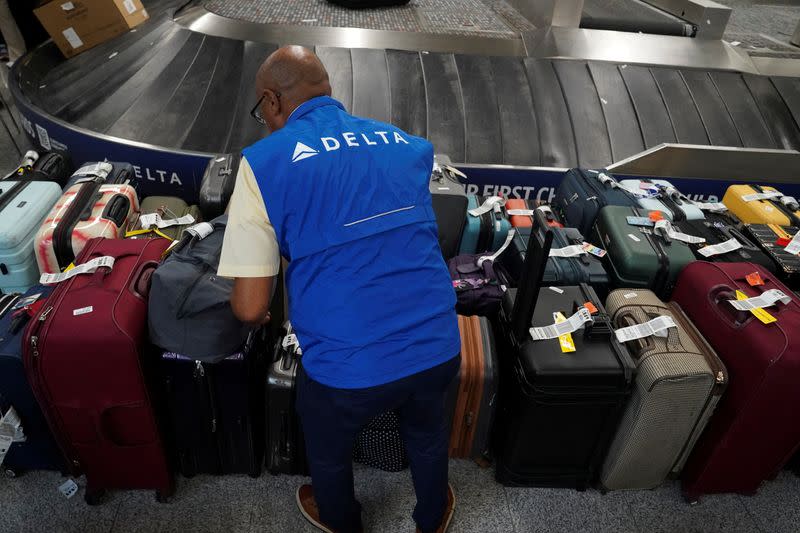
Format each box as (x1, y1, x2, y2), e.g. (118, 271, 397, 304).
(600, 289, 727, 490)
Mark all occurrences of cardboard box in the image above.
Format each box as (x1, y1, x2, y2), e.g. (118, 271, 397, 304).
(34, 0, 149, 58)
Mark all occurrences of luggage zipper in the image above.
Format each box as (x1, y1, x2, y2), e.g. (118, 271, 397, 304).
(477, 197, 493, 253)
(0, 181, 30, 213)
(635, 208, 670, 295)
(53, 179, 103, 270)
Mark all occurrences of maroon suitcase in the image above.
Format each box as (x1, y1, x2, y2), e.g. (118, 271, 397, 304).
(672, 261, 800, 501)
(24, 237, 174, 505)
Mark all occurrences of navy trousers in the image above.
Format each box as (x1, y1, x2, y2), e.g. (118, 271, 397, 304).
(296, 354, 461, 533)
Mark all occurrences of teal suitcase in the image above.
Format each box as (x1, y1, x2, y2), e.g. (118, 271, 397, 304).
(458, 195, 511, 254)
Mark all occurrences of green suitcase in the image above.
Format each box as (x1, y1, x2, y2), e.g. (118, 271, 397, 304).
(133, 196, 202, 241)
(592, 205, 696, 299)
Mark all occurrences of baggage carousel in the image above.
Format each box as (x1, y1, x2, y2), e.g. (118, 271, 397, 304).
(10, 0, 800, 200)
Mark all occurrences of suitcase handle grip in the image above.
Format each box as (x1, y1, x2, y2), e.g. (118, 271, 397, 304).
(102, 195, 131, 227)
(128, 260, 159, 300)
(710, 286, 751, 327)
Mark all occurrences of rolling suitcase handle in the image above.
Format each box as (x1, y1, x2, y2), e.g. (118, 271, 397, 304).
(129, 261, 159, 300)
(511, 227, 554, 342)
(101, 195, 132, 228)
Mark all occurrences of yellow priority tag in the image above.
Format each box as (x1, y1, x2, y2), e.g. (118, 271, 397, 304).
(63, 263, 75, 272)
(554, 312, 576, 353)
(736, 290, 776, 324)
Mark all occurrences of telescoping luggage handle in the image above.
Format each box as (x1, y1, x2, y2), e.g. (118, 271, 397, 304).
(510, 225, 554, 342)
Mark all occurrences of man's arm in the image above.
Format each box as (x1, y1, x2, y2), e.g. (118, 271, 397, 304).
(217, 157, 281, 326)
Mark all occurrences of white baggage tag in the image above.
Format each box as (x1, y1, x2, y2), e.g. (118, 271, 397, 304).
(506, 209, 535, 216)
(780, 196, 799, 209)
(140, 213, 196, 229)
(0, 430, 12, 467)
(654, 220, 706, 244)
(692, 201, 728, 212)
(728, 289, 790, 311)
(742, 190, 783, 202)
(40, 256, 115, 285)
(186, 222, 214, 240)
(282, 334, 303, 355)
(697, 238, 742, 258)
(58, 479, 79, 499)
(529, 307, 593, 341)
(596, 173, 619, 188)
(614, 315, 676, 343)
(548, 245, 587, 258)
(0, 407, 24, 443)
(784, 230, 800, 256)
(476, 229, 515, 267)
(72, 162, 112, 179)
(468, 196, 505, 217)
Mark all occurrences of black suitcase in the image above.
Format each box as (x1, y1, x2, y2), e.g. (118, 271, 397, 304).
(676, 213, 777, 272)
(494, 226, 635, 489)
(266, 325, 308, 475)
(430, 165, 467, 260)
(554, 168, 638, 238)
(743, 224, 800, 289)
(199, 154, 238, 220)
(160, 332, 266, 478)
(498, 208, 609, 297)
(6, 151, 73, 188)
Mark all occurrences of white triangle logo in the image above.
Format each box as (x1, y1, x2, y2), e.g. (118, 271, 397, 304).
(291, 142, 319, 163)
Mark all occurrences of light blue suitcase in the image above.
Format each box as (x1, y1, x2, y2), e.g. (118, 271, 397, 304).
(618, 178, 704, 222)
(0, 181, 62, 293)
(458, 195, 511, 254)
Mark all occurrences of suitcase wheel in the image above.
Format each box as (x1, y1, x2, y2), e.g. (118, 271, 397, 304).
(84, 489, 108, 506)
(4, 467, 21, 478)
(156, 488, 175, 504)
(682, 493, 700, 506)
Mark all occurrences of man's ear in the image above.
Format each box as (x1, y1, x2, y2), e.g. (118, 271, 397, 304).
(265, 89, 281, 116)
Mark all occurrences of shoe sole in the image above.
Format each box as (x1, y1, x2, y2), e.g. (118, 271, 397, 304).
(296, 488, 335, 533)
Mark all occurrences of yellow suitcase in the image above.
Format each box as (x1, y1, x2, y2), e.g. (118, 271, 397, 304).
(722, 185, 800, 226)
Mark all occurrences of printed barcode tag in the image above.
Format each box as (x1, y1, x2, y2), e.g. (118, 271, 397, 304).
(58, 479, 79, 499)
(530, 307, 593, 341)
(553, 312, 576, 353)
(506, 209, 535, 216)
(40, 256, 115, 284)
(477, 229, 515, 267)
(73, 162, 112, 178)
(784, 230, 800, 256)
(186, 222, 214, 240)
(139, 213, 196, 229)
(654, 220, 706, 244)
(123, 0, 138, 14)
(735, 290, 776, 324)
(614, 315, 676, 343)
(697, 238, 742, 258)
(468, 196, 505, 217)
(729, 289, 790, 311)
(549, 245, 586, 258)
(62, 27, 83, 49)
(742, 191, 783, 202)
(693, 201, 728, 212)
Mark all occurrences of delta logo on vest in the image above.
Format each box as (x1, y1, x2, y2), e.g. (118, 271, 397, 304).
(291, 130, 410, 163)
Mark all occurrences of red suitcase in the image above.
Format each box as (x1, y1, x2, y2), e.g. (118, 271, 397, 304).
(24, 237, 174, 504)
(672, 261, 800, 501)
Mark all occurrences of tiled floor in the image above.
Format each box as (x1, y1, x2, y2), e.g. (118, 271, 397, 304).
(4, 461, 800, 532)
(203, 0, 535, 38)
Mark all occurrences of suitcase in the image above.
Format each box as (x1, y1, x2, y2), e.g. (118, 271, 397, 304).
(0, 180, 62, 292)
(353, 411, 408, 472)
(599, 289, 726, 491)
(459, 195, 511, 254)
(7, 151, 72, 188)
(676, 215, 776, 272)
(555, 168, 639, 237)
(24, 237, 174, 504)
(618, 179, 704, 222)
(64, 161, 137, 190)
(266, 325, 308, 475)
(34, 180, 140, 274)
(430, 166, 467, 260)
(494, 226, 635, 488)
(722, 185, 800, 226)
(592, 205, 696, 299)
(743, 224, 800, 289)
(130, 196, 202, 241)
(497, 213, 609, 295)
(0, 288, 67, 476)
(672, 261, 800, 500)
(446, 315, 498, 462)
(160, 331, 265, 478)
(199, 154, 238, 220)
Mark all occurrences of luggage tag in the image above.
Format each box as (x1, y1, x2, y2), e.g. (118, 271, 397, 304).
(626, 216, 654, 227)
(697, 238, 742, 258)
(653, 220, 706, 245)
(71, 161, 113, 183)
(529, 307, 593, 341)
(730, 289, 788, 324)
(477, 229, 515, 267)
(139, 212, 196, 230)
(282, 333, 303, 355)
(593, 171, 620, 189)
(582, 242, 606, 258)
(553, 312, 576, 353)
(39, 256, 115, 285)
(783, 230, 800, 256)
(58, 479, 79, 499)
(746, 272, 765, 286)
(468, 196, 505, 217)
(186, 222, 214, 240)
(692, 200, 728, 212)
(614, 315, 676, 343)
(506, 209, 535, 216)
(742, 190, 783, 202)
(0, 407, 24, 467)
(780, 196, 799, 211)
(548, 245, 586, 258)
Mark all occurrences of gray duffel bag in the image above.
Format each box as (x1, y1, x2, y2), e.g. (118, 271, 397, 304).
(148, 214, 251, 362)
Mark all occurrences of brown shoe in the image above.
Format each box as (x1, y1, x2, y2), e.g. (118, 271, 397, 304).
(415, 484, 456, 533)
(296, 485, 336, 533)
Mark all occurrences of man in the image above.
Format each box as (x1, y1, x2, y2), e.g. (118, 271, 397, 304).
(218, 46, 461, 533)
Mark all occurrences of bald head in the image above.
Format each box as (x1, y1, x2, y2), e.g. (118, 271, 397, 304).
(254, 46, 332, 132)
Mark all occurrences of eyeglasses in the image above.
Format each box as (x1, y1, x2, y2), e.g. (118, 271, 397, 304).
(250, 91, 281, 125)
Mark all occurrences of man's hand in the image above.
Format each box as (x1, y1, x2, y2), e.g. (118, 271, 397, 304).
(231, 276, 276, 326)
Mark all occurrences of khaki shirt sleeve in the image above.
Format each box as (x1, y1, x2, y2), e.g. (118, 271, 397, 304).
(217, 157, 281, 278)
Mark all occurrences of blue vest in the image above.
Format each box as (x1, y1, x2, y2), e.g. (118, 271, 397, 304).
(244, 96, 460, 388)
